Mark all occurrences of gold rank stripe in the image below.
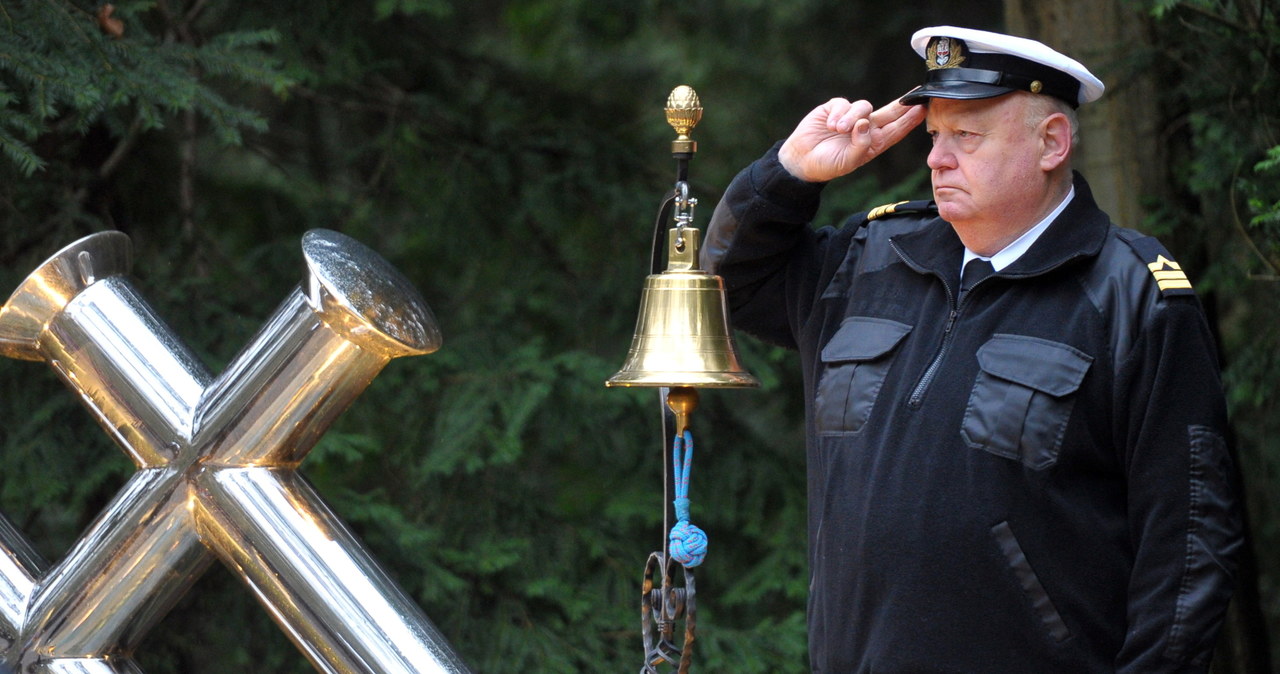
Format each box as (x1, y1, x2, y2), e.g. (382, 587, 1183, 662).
(868, 201, 909, 220)
(1158, 278, 1193, 290)
(1148, 255, 1193, 291)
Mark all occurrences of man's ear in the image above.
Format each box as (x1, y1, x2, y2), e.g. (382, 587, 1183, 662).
(1040, 112, 1072, 171)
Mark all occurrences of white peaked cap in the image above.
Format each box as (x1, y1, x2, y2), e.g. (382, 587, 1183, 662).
(901, 25, 1105, 107)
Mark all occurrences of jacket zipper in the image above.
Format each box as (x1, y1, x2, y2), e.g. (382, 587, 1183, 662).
(888, 230, 1008, 409)
(906, 271, 1001, 408)
(907, 307, 958, 409)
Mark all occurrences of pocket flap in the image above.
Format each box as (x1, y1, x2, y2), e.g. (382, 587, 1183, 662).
(821, 317, 913, 363)
(977, 334, 1092, 396)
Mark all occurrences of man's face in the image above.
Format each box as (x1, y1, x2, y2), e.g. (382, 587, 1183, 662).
(924, 95, 1049, 233)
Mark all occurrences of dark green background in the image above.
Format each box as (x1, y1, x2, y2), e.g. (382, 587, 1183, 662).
(0, 1, 1274, 671)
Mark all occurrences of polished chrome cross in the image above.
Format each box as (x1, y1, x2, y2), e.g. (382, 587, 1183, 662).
(0, 230, 469, 674)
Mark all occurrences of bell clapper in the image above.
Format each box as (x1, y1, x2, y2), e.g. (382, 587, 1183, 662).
(666, 387, 699, 436)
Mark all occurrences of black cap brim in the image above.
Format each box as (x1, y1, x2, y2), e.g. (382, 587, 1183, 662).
(899, 81, 1016, 106)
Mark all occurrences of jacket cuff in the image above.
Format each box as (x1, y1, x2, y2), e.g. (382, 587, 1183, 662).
(749, 142, 827, 216)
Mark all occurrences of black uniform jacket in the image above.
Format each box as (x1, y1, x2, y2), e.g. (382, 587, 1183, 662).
(703, 145, 1242, 673)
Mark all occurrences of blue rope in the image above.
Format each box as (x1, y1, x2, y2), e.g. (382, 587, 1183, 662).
(668, 430, 708, 568)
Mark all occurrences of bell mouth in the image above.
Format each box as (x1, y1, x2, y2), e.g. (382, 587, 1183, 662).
(605, 370, 760, 388)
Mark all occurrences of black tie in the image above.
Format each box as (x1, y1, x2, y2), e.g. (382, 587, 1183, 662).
(959, 258, 995, 303)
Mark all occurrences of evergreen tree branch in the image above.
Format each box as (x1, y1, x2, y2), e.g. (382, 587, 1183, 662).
(1229, 160, 1280, 280)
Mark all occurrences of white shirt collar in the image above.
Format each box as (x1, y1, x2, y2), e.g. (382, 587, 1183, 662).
(962, 185, 1075, 273)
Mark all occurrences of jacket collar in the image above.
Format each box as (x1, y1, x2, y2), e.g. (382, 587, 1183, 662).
(891, 172, 1109, 279)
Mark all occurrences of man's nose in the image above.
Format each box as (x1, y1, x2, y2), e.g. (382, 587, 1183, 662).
(927, 137, 955, 171)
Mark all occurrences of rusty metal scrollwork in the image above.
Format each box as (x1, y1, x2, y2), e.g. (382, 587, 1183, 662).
(640, 552, 696, 674)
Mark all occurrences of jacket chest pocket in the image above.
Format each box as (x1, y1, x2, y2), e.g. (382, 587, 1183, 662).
(815, 317, 912, 435)
(961, 334, 1093, 470)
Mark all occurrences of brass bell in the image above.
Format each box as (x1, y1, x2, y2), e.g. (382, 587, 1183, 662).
(606, 226, 759, 389)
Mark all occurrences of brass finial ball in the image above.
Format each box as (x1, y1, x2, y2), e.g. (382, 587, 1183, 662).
(666, 85, 702, 155)
(666, 86, 702, 137)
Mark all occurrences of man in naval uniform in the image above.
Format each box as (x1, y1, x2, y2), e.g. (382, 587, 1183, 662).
(702, 26, 1242, 673)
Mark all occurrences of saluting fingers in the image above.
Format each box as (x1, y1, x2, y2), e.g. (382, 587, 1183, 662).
(867, 100, 927, 147)
(868, 98, 924, 129)
(829, 99, 874, 134)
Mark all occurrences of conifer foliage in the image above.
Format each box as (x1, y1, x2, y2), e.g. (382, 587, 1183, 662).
(2, 1, 1274, 673)
(0, 0, 289, 175)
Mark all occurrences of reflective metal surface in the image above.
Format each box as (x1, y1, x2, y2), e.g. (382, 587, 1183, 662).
(0, 232, 132, 362)
(607, 227, 759, 388)
(30, 658, 145, 674)
(0, 229, 468, 673)
(194, 468, 464, 674)
(0, 512, 40, 654)
(665, 85, 702, 156)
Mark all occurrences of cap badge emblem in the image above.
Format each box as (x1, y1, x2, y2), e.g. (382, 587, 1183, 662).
(927, 36, 966, 70)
